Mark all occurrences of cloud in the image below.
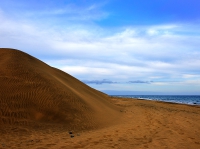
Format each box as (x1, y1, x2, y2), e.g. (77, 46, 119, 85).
(1, 2, 200, 93)
(128, 80, 153, 84)
(83, 79, 154, 85)
(182, 74, 200, 79)
(82, 79, 118, 85)
(36, 5, 108, 21)
(6, 1, 109, 23)
(1, 12, 200, 80)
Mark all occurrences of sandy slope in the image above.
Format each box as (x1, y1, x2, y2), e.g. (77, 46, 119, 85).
(0, 48, 200, 149)
(0, 48, 120, 131)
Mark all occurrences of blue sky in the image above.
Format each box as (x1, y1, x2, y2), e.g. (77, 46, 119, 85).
(0, 0, 200, 95)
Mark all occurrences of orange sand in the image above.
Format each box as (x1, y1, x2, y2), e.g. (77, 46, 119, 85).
(0, 48, 200, 149)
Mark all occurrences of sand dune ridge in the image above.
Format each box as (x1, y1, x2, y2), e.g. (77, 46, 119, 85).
(0, 48, 119, 131)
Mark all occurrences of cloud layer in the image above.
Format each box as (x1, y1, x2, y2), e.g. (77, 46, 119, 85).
(0, 1, 200, 94)
(82, 79, 117, 85)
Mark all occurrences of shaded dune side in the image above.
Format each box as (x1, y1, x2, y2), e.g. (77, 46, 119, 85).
(0, 48, 120, 131)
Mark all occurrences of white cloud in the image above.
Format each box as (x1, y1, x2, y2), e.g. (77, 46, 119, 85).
(183, 80, 200, 86)
(151, 82, 170, 86)
(1, 6, 200, 93)
(20, 3, 108, 22)
(61, 66, 113, 76)
(182, 74, 200, 79)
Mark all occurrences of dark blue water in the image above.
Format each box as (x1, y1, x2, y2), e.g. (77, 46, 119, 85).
(112, 95, 200, 105)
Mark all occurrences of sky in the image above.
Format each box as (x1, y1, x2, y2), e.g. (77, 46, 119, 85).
(0, 0, 200, 95)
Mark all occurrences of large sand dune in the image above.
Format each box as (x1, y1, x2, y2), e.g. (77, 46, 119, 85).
(0, 48, 120, 131)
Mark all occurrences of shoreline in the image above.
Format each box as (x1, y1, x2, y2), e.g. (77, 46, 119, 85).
(109, 95, 200, 106)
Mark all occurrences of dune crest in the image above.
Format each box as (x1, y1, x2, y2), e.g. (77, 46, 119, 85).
(0, 48, 120, 131)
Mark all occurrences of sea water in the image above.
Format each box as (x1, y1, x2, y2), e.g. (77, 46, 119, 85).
(112, 95, 200, 105)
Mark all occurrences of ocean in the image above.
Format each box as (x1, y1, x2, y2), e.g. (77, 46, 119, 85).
(112, 95, 200, 105)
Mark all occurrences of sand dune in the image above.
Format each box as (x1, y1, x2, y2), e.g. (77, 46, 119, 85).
(0, 48, 200, 149)
(0, 48, 120, 131)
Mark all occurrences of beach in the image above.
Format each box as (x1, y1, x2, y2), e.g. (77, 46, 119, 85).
(1, 97, 200, 149)
(0, 49, 200, 149)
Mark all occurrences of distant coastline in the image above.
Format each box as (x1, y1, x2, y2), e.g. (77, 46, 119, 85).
(110, 95, 200, 105)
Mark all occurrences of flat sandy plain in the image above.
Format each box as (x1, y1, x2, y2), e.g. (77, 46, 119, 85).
(0, 48, 200, 149)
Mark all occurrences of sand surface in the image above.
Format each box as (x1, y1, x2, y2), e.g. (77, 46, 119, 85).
(0, 48, 200, 149)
